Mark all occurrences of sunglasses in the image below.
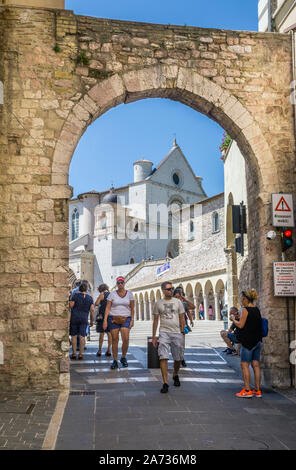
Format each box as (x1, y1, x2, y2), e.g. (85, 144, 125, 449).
(117, 280, 125, 285)
(164, 287, 173, 291)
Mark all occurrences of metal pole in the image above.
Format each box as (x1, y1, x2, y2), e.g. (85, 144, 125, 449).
(286, 297, 294, 387)
(240, 201, 244, 257)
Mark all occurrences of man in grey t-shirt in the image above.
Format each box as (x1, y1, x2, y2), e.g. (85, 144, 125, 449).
(152, 281, 185, 393)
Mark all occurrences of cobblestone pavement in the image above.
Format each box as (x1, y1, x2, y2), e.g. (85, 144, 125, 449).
(0, 391, 59, 450)
(55, 323, 296, 450)
(1, 321, 296, 450)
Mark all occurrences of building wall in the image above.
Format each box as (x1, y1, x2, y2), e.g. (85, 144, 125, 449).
(223, 141, 249, 309)
(1, 0, 64, 7)
(149, 146, 205, 197)
(1, 6, 295, 390)
(127, 195, 226, 291)
(258, 0, 296, 32)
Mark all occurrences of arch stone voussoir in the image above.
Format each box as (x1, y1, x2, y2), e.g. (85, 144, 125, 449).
(88, 74, 126, 112)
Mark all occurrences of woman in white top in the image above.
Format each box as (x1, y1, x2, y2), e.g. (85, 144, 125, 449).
(103, 276, 135, 370)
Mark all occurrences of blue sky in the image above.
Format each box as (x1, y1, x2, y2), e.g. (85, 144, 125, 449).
(67, 1, 258, 197)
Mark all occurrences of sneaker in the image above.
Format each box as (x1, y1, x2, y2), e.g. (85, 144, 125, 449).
(222, 348, 229, 353)
(120, 357, 128, 368)
(252, 389, 262, 398)
(105, 351, 112, 357)
(96, 351, 102, 357)
(160, 383, 169, 394)
(181, 360, 187, 367)
(110, 360, 118, 370)
(173, 375, 181, 387)
(235, 388, 253, 398)
(226, 349, 236, 355)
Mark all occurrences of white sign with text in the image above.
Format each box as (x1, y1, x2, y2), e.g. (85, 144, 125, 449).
(273, 261, 296, 297)
(272, 194, 294, 227)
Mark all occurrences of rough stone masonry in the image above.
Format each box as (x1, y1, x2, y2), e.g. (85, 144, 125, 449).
(0, 5, 295, 390)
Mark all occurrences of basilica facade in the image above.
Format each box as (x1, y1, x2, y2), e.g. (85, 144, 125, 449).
(69, 140, 207, 290)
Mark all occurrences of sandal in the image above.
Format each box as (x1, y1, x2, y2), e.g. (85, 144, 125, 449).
(78, 355, 83, 360)
(71, 354, 76, 360)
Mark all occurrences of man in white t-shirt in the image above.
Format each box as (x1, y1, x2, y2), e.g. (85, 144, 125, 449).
(152, 281, 185, 393)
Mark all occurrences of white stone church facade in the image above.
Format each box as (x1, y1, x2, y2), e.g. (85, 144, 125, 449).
(69, 137, 248, 322)
(69, 140, 207, 290)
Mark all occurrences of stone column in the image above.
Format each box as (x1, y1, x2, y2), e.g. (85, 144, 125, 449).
(214, 294, 219, 321)
(135, 301, 139, 321)
(203, 296, 209, 321)
(143, 301, 148, 321)
(146, 302, 152, 320)
(195, 297, 201, 320)
(224, 247, 238, 311)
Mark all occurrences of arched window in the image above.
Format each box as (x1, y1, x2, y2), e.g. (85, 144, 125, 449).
(101, 216, 107, 229)
(71, 208, 79, 241)
(212, 212, 220, 233)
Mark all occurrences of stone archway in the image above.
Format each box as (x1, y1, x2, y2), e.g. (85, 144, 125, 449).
(53, 67, 279, 192)
(1, 6, 295, 390)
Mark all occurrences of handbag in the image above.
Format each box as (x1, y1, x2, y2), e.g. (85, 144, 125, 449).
(111, 315, 127, 325)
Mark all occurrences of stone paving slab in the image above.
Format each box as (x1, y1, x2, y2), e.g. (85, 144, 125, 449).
(54, 345, 296, 450)
(0, 391, 59, 450)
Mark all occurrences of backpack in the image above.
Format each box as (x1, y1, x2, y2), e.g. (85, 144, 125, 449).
(262, 318, 269, 338)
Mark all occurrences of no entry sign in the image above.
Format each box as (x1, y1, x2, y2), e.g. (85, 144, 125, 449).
(273, 262, 296, 297)
(271, 194, 294, 227)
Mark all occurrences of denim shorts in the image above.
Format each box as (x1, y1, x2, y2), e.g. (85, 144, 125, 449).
(227, 331, 239, 344)
(240, 342, 262, 363)
(108, 316, 131, 330)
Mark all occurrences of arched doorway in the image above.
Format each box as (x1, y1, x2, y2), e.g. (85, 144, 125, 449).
(204, 280, 215, 320)
(215, 279, 225, 321)
(51, 66, 286, 386)
(194, 282, 204, 320)
(2, 14, 293, 389)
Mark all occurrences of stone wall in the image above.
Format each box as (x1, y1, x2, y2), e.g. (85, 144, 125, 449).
(0, 5, 295, 389)
(1, 0, 65, 8)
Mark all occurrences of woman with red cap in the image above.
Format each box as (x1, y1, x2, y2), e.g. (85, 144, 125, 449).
(103, 276, 135, 370)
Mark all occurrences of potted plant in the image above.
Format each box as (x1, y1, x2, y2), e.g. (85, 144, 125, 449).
(219, 132, 232, 158)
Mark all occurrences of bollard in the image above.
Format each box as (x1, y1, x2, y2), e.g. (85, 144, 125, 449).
(147, 337, 160, 368)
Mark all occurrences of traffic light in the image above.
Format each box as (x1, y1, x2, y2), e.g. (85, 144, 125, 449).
(281, 228, 293, 252)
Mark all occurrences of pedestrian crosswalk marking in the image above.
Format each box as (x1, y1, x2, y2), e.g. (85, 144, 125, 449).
(216, 379, 243, 383)
(191, 368, 235, 374)
(186, 353, 218, 356)
(87, 376, 159, 385)
(183, 378, 216, 383)
(75, 367, 143, 373)
(72, 341, 241, 389)
(74, 360, 140, 364)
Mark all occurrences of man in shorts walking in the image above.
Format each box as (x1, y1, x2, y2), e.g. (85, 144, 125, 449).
(152, 281, 185, 393)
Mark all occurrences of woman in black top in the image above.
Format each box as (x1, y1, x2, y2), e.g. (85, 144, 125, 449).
(95, 284, 112, 357)
(69, 283, 95, 360)
(230, 289, 263, 398)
